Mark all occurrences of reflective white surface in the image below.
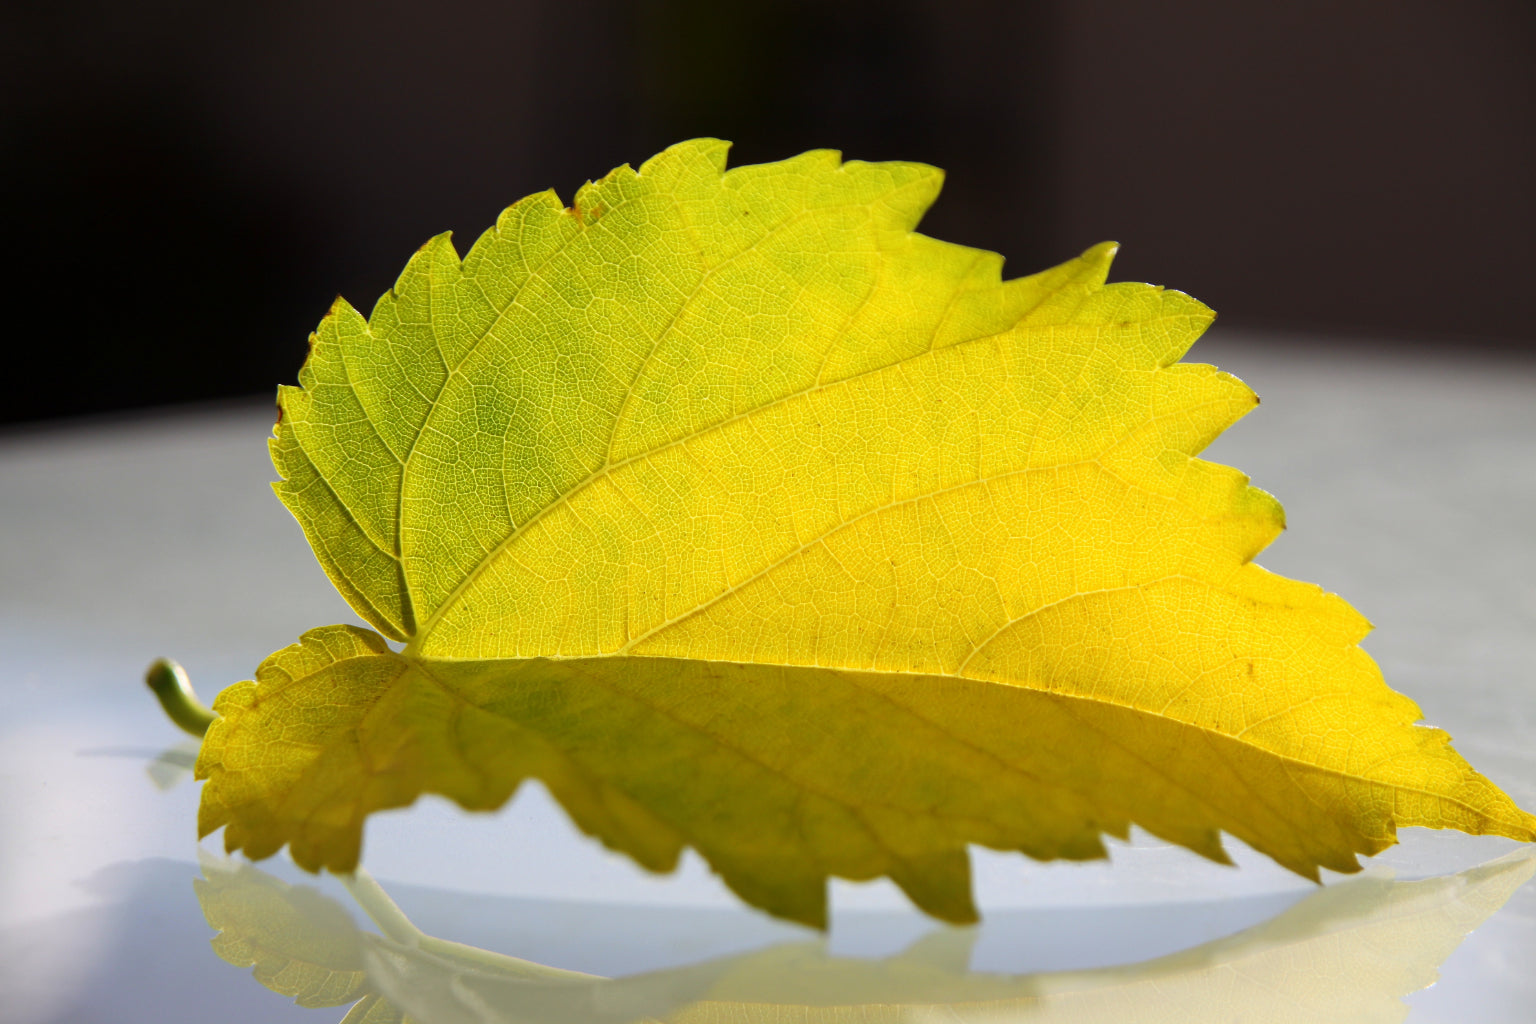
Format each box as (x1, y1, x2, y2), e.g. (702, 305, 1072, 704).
(2, 329, 1533, 1021)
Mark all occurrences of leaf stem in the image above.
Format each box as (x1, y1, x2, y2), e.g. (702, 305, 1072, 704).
(144, 658, 216, 738)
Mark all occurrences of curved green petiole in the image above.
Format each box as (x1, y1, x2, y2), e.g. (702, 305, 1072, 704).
(145, 658, 216, 738)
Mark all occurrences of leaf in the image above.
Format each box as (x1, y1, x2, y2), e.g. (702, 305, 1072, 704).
(195, 139, 1535, 926)
(195, 849, 1536, 1024)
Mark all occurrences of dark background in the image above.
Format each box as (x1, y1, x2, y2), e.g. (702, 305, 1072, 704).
(4, 0, 1533, 424)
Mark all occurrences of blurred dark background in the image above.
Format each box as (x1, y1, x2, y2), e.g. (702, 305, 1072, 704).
(3, 0, 1532, 424)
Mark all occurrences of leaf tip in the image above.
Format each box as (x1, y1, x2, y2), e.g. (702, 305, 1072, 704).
(1084, 239, 1121, 264)
(1206, 833, 1236, 867)
(417, 229, 454, 255)
(642, 137, 733, 179)
(888, 849, 979, 926)
(324, 293, 351, 320)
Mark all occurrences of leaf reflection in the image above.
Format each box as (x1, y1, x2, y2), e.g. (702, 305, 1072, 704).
(196, 848, 1533, 1024)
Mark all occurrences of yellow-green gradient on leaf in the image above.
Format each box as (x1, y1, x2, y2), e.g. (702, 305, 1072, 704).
(198, 139, 1534, 927)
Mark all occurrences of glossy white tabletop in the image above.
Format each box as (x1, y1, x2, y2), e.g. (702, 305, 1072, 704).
(2, 329, 1533, 1022)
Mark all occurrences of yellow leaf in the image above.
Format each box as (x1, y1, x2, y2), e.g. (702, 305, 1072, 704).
(196, 139, 1534, 926)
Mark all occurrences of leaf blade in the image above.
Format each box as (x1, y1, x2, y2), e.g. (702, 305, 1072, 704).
(203, 140, 1535, 924)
